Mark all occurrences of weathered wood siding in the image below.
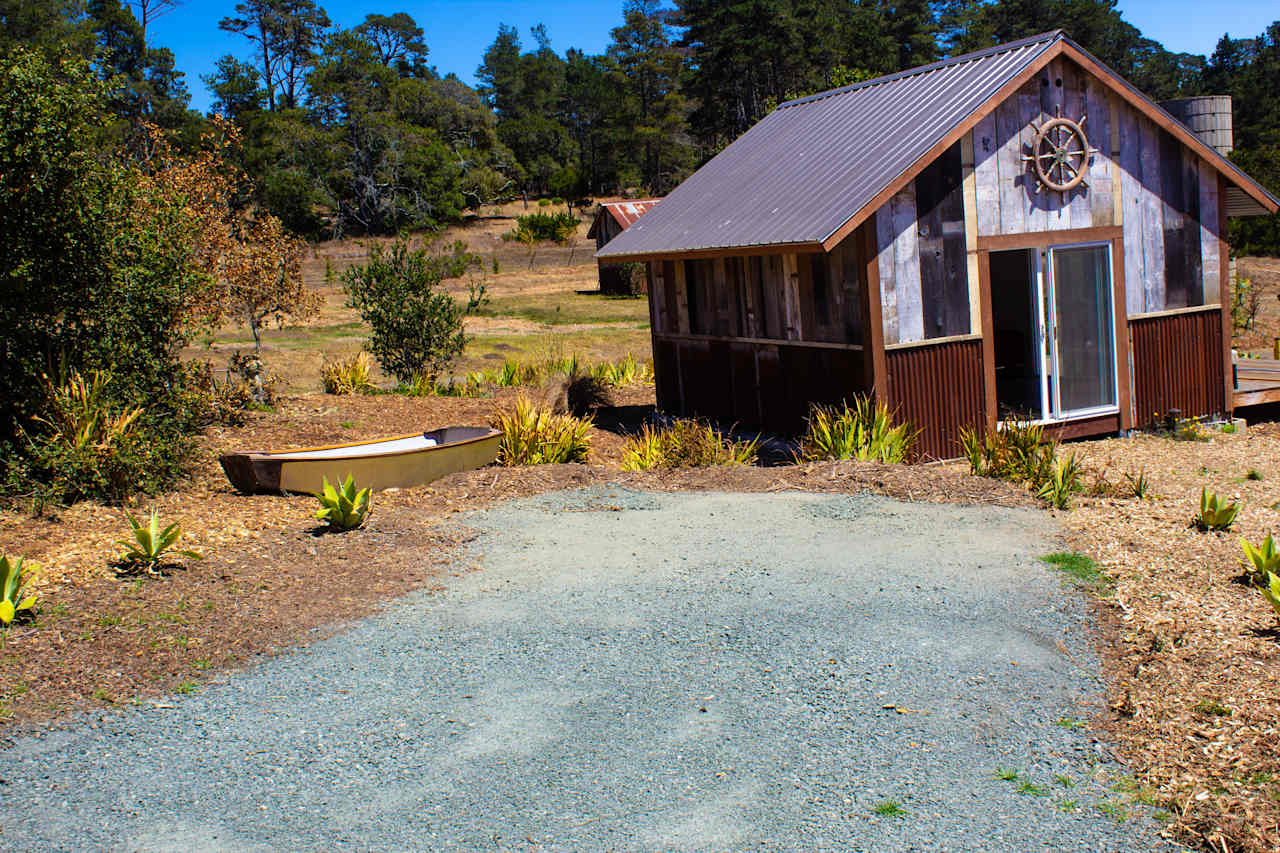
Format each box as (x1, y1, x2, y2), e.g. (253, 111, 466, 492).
(875, 143, 970, 344)
(960, 55, 1223, 317)
(645, 242, 869, 432)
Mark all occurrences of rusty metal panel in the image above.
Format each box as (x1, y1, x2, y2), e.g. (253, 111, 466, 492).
(885, 339, 986, 460)
(1130, 309, 1225, 424)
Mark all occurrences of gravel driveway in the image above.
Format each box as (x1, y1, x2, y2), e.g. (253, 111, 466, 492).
(0, 488, 1177, 852)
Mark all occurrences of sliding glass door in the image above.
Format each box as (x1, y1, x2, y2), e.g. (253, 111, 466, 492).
(1048, 243, 1116, 418)
(990, 242, 1117, 422)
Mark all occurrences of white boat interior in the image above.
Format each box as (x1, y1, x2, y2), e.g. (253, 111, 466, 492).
(270, 435, 439, 461)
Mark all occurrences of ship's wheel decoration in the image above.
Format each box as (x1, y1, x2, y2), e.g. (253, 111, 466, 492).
(1022, 106, 1098, 194)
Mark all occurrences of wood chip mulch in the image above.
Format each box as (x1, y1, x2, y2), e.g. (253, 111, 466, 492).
(1062, 424, 1280, 853)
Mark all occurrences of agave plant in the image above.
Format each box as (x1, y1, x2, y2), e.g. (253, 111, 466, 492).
(0, 555, 39, 626)
(1196, 488, 1239, 532)
(1260, 572, 1280, 624)
(1241, 533, 1280, 586)
(315, 475, 372, 531)
(1124, 467, 1152, 499)
(118, 510, 201, 574)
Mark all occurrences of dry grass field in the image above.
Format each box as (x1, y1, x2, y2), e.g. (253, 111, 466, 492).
(186, 200, 651, 393)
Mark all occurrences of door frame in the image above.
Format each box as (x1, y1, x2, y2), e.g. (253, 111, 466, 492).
(976, 225, 1131, 433)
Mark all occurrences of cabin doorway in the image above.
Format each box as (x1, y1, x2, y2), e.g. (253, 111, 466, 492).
(990, 243, 1117, 422)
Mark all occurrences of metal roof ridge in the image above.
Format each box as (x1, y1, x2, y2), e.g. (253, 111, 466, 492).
(778, 29, 1064, 110)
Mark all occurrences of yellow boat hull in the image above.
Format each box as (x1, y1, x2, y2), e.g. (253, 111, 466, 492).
(219, 426, 500, 495)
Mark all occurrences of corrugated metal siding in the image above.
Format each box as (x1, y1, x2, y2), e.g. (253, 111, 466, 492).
(1130, 309, 1226, 424)
(885, 339, 986, 460)
(598, 34, 1060, 258)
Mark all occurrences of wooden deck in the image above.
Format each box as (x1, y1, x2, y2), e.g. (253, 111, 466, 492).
(1234, 357, 1280, 408)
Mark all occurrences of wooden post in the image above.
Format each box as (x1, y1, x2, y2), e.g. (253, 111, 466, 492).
(782, 253, 802, 340)
(1219, 175, 1234, 414)
(977, 249, 997, 432)
(859, 221, 888, 401)
(960, 133, 982, 336)
(1110, 96, 1123, 228)
(1110, 237, 1133, 430)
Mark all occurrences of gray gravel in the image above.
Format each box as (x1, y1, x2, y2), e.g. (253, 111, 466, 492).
(0, 488, 1180, 852)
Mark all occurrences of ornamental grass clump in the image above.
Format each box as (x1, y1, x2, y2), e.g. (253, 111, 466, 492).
(959, 418, 1086, 507)
(493, 397, 592, 465)
(320, 352, 375, 395)
(798, 397, 917, 463)
(315, 475, 372, 531)
(1036, 453, 1083, 509)
(1195, 487, 1239, 532)
(0, 555, 39, 626)
(620, 419, 758, 471)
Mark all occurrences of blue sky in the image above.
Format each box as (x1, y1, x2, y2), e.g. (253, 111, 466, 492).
(152, 0, 1279, 113)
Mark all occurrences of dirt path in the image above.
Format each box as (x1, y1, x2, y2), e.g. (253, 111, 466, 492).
(0, 488, 1176, 852)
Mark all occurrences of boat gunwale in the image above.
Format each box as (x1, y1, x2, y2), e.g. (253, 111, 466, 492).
(222, 427, 501, 464)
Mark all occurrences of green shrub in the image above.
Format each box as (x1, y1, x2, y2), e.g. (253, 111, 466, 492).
(620, 420, 758, 471)
(538, 198, 551, 207)
(0, 52, 210, 504)
(799, 398, 917, 463)
(12, 371, 199, 508)
(116, 510, 201, 575)
(343, 238, 488, 385)
(320, 352, 375, 395)
(315, 475, 372, 531)
(0, 555, 39, 625)
(504, 211, 580, 244)
(591, 354, 653, 387)
(1240, 533, 1280, 586)
(494, 397, 592, 465)
(1195, 488, 1239, 532)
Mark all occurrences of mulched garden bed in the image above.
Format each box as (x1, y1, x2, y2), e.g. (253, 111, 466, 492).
(2, 387, 1278, 853)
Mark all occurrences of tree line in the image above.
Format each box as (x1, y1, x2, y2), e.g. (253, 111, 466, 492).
(0, 0, 1277, 251)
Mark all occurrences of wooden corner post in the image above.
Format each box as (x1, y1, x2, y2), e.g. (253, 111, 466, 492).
(858, 220, 888, 402)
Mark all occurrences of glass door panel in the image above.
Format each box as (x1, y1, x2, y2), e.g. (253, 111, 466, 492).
(1048, 244, 1116, 416)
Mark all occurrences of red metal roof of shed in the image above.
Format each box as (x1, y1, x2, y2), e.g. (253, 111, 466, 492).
(587, 199, 662, 239)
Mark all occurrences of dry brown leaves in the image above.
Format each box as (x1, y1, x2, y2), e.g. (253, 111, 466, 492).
(1064, 424, 1280, 853)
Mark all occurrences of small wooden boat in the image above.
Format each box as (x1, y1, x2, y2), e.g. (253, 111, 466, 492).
(219, 426, 501, 495)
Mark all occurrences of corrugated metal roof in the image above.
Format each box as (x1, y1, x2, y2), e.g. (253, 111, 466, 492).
(587, 199, 662, 239)
(605, 199, 661, 229)
(597, 32, 1061, 259)
(597, 30, 1279, 260)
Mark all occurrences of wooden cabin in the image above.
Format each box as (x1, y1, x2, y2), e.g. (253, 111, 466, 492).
(588, 199, 660, 294)
(596, 30, 1279, 459)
